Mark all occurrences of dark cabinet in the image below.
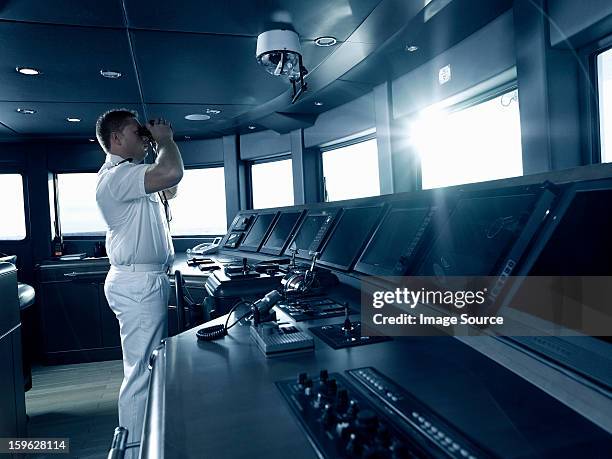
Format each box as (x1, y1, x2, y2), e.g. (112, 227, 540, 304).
(36, 260, 121, 364)
(40, 281, 101, 352)
(0, 262, 26, 440)
(0, 329, 26, 439)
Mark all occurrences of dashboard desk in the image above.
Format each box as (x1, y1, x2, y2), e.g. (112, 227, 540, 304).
(141, 303, 612, 459)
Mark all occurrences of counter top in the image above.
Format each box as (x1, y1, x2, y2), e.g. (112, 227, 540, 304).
(141, 290, 612, 459)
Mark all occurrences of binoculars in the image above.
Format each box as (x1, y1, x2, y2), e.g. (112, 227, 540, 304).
(137, 125, 153, 140)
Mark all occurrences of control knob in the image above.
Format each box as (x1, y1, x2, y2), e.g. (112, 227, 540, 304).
(321, 403, 337, 430)
(356, 409, 379, 435)
(336, 389, 349, 413)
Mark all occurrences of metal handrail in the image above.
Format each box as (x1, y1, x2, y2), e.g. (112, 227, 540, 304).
(107, 426, 141, 459)
(140, 341, 167, 459)
(174, 270, 185, 333)
(109, 341, 166, 459)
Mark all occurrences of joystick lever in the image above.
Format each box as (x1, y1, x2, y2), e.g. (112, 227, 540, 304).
(308, 251, 319, 274)
(342, 302, 353, 335)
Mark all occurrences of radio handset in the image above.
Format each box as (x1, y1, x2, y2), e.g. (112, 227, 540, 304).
(187, 237, 222, 255)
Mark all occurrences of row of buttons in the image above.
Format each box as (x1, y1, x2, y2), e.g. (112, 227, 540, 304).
(357, 369, 400, 403)
(411, 411, 476, 459)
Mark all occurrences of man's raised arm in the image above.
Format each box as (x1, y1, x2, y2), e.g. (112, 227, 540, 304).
(144, 119, 184, 194)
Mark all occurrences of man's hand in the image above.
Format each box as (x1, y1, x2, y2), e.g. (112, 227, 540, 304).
(164, 185, 178, 200)
(146, 118, 173, 144)
(144, 117, 183, 194)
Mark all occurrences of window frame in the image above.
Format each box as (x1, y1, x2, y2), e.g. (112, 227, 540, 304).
(171, 163, 228, 239)
(411, 82, 522, 190)
(319, 132, 379, 202)
(53, 170, 106, 240)
(54, 164, 229, 240)
(319, 131, 377, 153)
(587, 35, 612, 165)
(248, 154, 294, 210)
(0, 169, 29, 243)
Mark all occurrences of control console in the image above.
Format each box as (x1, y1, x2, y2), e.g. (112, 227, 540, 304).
(277, 367, 491, 459)
(309, 304, 392, 349)
(277, 296, 347, 321)
(251, 322, 314, 357)
(309, 321, 392, 349)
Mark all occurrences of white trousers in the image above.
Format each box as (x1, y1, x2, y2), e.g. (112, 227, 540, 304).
(104, 268, 169, 458)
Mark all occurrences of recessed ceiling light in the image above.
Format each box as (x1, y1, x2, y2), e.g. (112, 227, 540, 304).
(314, 101, 323, 106)
(67, 117, 81, 122)
(405, 45, 419, 52)
(315, 36, 338, 47)
(16, 67, 41, 75)
(185, 113, 211, 121)
(205, 108, 221, 115)
(248, 125, 256, 130)
(100, 69, 122, 79)
(89, 138, 96, 142)
(16, 108, 36, 114)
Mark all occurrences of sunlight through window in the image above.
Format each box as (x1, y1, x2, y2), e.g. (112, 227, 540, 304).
(0, 174, 26, 240)
(170, 167, 227, 235)
(598, 48, 612, 163)
(411, 89, 522, 189)
(57, 173, 106, 236)
(252, 158, 294, 209)
(322, 138, 380, 202)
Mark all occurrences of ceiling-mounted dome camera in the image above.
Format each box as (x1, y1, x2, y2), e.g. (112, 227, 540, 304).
(256, 29, 308, 103)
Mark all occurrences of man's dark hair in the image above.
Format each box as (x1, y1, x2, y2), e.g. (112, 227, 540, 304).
(96, 109, 138, 153)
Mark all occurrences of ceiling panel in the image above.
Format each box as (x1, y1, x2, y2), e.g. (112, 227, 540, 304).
(125, 0, 381, 40)
(0, 0, 125, 27)
(0, 22, 141, 103)
(0, 102, 143, 136)
(0, 0, 511, 142)
(132, 31, 282, 105)
(144, 104, 256, 136)
(287, 79, 373, 115)
(132, 30, 334, 105)
(341, 0, 513, 85)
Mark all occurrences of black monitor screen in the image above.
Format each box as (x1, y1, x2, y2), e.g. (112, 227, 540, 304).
(417, 193, 539, 277)
(288, 210, 337, 256)
(358, 206, 434, 275)
(529, 189, 612, 276)
(519, 188, 612, 340)
(319, 206, 384, 270)
(262, 211, 302, 252)
(291, 215, 328, 252)
(241, 213, 276, 250)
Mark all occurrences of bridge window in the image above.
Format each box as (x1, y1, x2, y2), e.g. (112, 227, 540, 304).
(251, 158, 294, 209)
(56, 173, 106, 236)
(170, 166, 227, 235)
(598, 47, 612, 163)
(412, 88, 523, 189)
(0, 174, 26, 240)
(322, 138, 380, 202)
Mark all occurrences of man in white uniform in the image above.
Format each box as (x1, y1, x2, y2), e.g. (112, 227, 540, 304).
(95, 109, 183, 455)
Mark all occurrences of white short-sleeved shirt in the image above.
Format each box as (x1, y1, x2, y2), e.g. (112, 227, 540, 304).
(96, 154, 174, 268)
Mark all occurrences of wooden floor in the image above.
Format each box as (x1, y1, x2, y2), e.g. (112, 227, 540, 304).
(25, 360, 123, 459)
